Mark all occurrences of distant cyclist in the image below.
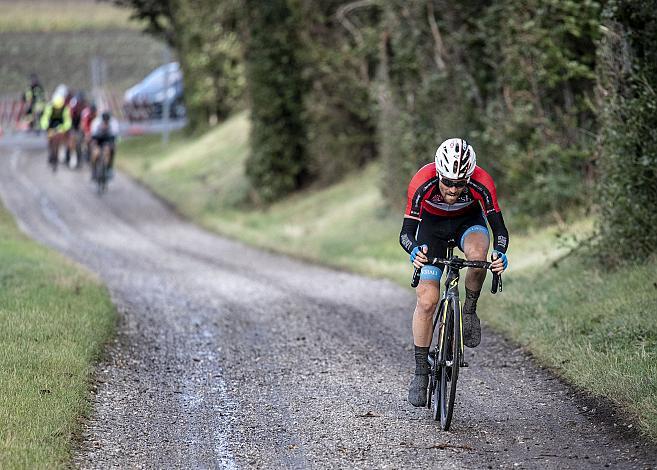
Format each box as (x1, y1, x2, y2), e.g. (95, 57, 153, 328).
(40, 95, 72, 170)
(21, 73, 46, 132)
(66, 91, 87, 168)
(80, 103, 98, 163)
(90, 111, 119, 181)
(399, 138, 509, 407)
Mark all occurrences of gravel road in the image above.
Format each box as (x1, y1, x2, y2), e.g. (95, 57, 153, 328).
(1, 134, 655, 469)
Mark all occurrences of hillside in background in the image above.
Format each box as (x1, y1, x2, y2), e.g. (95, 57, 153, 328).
(0, 0, 165, 96)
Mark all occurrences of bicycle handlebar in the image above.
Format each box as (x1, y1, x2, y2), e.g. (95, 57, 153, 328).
(411, 256, 502, 293)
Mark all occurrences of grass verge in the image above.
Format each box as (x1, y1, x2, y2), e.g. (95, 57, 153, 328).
(0, 29, 165, 96)
(0, 206, 116, 467)
(0, 0, 163, 96)
(118, 116, 657, 440)
(0, 0, 137, 33)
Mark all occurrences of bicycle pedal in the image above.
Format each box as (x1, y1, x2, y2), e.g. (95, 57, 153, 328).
(460, 361, 469, 367)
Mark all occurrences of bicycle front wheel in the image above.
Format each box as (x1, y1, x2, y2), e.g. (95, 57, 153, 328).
(439, 297, 461, 430)
(428, 299, 445, 413)
(97, 161, 107, 195)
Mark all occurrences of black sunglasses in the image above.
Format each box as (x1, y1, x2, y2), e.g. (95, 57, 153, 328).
(441, 178, 469, 188)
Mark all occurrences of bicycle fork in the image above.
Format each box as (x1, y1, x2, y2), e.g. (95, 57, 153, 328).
(430, 269, 468, 368)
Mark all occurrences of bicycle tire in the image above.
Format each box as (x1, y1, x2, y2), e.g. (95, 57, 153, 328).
(97, 160, 107, 195)
(427, 349, 434, 411)
(439, 297, 461, 430)
(49, 152, 57, 173)
(430, 299, 446, 418)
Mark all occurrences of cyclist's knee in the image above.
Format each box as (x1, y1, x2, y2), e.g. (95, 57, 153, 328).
(416, 283, 439, 315)
(464, 243, 487, 262)
(463, 230, 489, 261)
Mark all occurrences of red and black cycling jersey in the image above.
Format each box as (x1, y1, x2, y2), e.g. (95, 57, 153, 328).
(399, 163, 509, 254)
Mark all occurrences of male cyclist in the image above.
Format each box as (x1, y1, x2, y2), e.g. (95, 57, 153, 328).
(22, 73, 46, 132)
(90, 111, 119, 180)
(66, 92, 87, 168)
(80, 103, 98, 163)
(399, 138, 509, 407)
(40, 95, 72, 168)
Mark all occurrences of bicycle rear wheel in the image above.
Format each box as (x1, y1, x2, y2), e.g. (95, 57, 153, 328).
(439, 298, 461, 430)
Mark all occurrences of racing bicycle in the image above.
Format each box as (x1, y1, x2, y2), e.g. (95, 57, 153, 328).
(46, 128, 67, 173)
(411, 242, 502, 430)
(91, 139, 114, 195)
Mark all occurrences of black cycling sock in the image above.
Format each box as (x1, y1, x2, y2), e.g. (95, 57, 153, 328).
(463, 287, 481, 315)
(414, 345, 430, 375)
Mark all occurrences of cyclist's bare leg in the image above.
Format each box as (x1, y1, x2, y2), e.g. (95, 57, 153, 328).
(90, 141, 100, 178)
(47, 133, 56, 162)
(413, 280, 440, 347)
(103, 144, 111, 170)
(408, 279, 440, 406)
(461, 231, 489, 348)
(108, 143, 115, 170)
(67, 131, 80, 166)
(463, 231, 489, 292)
(50, 132, 64, 162)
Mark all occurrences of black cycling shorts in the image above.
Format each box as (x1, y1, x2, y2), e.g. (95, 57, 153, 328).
(92, 135, 116, 146)
(416, 209, 489, 281)
(47, 119, 63, 130)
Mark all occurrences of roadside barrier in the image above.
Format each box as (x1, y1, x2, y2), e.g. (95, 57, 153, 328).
(0, 98, 25, 134)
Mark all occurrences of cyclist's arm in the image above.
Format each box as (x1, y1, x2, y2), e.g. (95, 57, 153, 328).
(40, 105, 51, 130)
(109, 118, 119, 137)
(469, 168, 509, 253)
(486, 211, 509, 254)
(399, 216, 420, 255)
(58, 107, 72, 132)
(90, 118, 102, 138)
(400, 164, 436, 254)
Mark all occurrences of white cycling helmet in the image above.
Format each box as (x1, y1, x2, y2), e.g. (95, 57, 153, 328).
(435, 138, 477, 179)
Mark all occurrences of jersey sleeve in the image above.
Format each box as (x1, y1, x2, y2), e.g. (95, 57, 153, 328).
(40, 105, 51, 130)
(404, 164, 439, 219)
(468, 167, 501, 214)
(401, 164, 436, 254)
(90, 117, 101, 136)
(61, 107, 72, 131)
(469, 167, 509, 253)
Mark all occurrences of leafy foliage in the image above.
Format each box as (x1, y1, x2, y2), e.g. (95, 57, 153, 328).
(108, 0, 245, 129)
(375, 0, 601, 214)
(242, 0, 309, 202)
(296, 0, 379, 186)
(113, 0, 657, 255)
(174, 1, 245, 128)
(596, 0, 657, 264)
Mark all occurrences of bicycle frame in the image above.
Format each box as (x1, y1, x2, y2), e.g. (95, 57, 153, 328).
(417, 244, 501, 429)
(432, 246, 462, 365)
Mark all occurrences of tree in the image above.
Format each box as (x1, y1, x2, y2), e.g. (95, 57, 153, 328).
(108, 0, 245, 129)
(297, 0, 379, 186)
(243, 0, 309, 202)
(596, 0, 657, 265)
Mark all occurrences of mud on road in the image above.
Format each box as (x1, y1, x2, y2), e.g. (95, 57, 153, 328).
(1, 135, 655, 469)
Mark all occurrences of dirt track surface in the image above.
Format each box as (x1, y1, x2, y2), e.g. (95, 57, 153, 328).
(1, 134, 656, 469)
